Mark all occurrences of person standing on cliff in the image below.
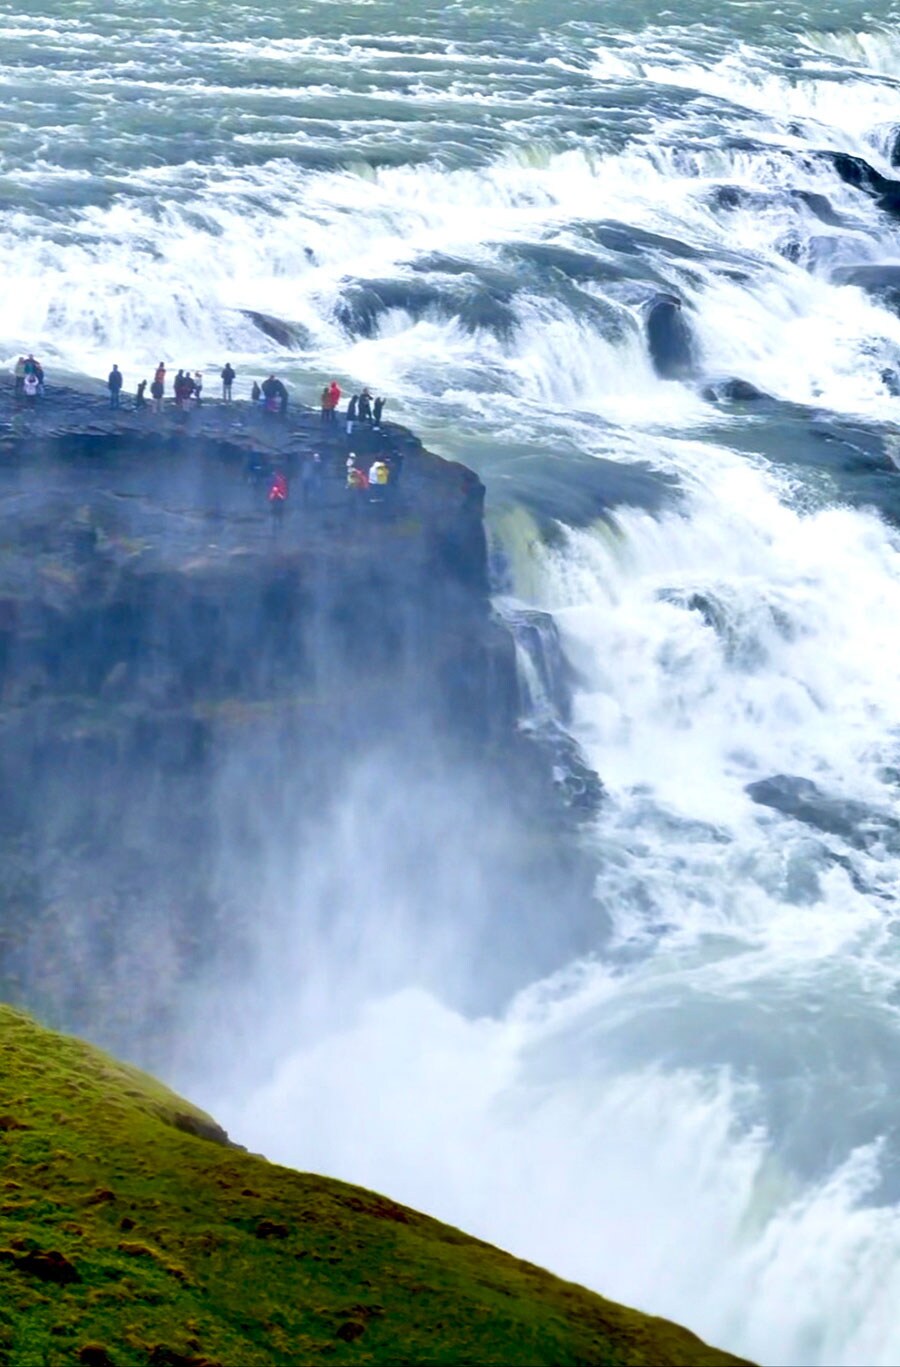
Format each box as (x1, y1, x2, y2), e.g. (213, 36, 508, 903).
(135, 379, 147, 409)
(108, 365, 123, 409)
(328, 379, 341, 418)
(320, 384, 331, 423)
(150, 373, 164, 412)
(373, 395, 386, 428)
(358, 388, 373, 424)
(221, 362, 235, 402)
(154, 361, 166, 392)
(268, 470, 288, 528)
(346, 394, 359, 435)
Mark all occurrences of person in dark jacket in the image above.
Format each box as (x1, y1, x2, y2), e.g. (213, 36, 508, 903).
(373, 395, 386, 427)
(251, 380, 261, 402)
(358, 388, 372, 423)
(346, 394, 359, 434)
(108, 365, 123, 408)
(221, 362, 235, 401)
(135, 379, 147, 408)
(150, 375, 164, 411)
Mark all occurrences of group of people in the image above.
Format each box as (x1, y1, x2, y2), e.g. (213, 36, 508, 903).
(320, 380, 386, 431)
(251, 374, 289, 415)
(13, 354, 45, 400)
(264, 445, 401, 524)
(13, 358, 389, 435)
(347, 388, 385, 431)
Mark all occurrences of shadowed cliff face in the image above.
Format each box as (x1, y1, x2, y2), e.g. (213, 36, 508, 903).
(0, 381, 598, 1064)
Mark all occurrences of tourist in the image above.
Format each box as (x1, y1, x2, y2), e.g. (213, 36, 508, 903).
(221, 362, 235, 402)
(346, 394, 359, 434)
(273, 377, 288, 416)
(14, 357, 26, 396)
(154, 362, 166, 392)
(261, 374, 281, 414)
(268, 470, 288, 522)
(328, 379, 341, 415)
(373, 395, 386, 428)
(24, 355, 44, 395)
(346, 455, 369, 512)
(150, 374, 164, 412)
(108, 364, 123, 409)
(358, 388, 373, 423)
(251, 380, 261, 403)
(22, 372, 39, 403)
(193, 371, 203, 405)
(320, 384, 331, 422)
(368, 458, 390, 502)
(135, 380, 147, 409)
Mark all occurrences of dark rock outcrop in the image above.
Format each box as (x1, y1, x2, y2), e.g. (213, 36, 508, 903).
(702, 378, 771, 403)
(832, 264, 900, 313)
(335, 276, 517, 339)
(822, 151, 900, 219)
(0, 378, 598, 1050)
(646, 294, 696, 380)
(240, 310, 311, 349)
(746, 774, 900, 850)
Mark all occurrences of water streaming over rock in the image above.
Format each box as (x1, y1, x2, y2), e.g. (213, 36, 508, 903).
(4, 1, 900, 1361)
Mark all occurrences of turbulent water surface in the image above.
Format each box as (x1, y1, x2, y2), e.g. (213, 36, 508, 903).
(6, 1, 900, 1362)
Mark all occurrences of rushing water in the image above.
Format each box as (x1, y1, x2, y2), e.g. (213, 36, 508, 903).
(6, 1, 900, 1362)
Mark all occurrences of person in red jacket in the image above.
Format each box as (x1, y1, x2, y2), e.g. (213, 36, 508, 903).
(328, 380, 341, 418)
(268, 471, 288, 504)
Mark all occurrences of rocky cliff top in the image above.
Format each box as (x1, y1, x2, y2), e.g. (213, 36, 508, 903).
(0, 375, 486, 585)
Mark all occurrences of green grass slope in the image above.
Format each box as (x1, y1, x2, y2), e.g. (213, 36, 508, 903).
(0, 1006, 751, 1367)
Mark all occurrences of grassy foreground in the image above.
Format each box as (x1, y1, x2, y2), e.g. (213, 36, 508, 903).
(0, 1007, 751, 1367)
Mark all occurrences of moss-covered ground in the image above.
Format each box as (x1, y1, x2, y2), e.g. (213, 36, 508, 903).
(0, 1006, 751, 1367)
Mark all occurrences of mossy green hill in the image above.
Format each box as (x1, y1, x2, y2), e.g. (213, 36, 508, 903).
(0, 1007, 751, 1367)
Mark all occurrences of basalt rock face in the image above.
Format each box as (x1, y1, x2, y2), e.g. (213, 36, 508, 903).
(0, 380, 593, 1054)
(646, 294, 697, 380)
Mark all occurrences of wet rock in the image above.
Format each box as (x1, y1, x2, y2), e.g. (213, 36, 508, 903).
(789, 189, 847, 228)
(832, 264, 900, 313)
(645, 294, 696, 380)
(746, 774, 900, 850)
(240, 310, 310, 350)
(0, 376, 598, 1044)
(889, 127, 900, 168)
(512, 242, 629, 284)
(821, 151, 900, 219)
(882, 367, 900, 397)
(702, 378, 771, 403)
(335, 277, 516, 339)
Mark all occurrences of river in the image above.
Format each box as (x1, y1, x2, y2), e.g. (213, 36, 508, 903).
(4, 1, 900, 1362)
